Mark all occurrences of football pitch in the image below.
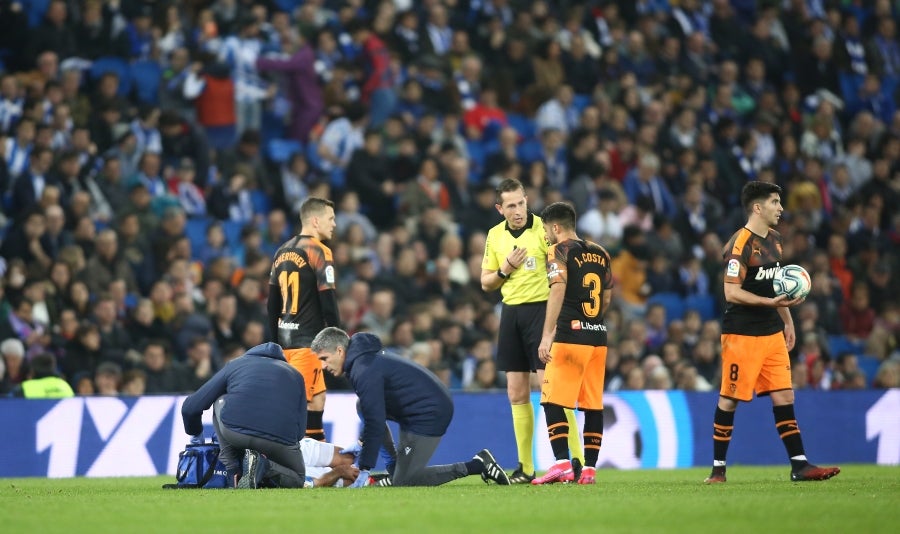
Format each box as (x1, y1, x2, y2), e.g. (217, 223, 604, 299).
(3, 465, 898, 533)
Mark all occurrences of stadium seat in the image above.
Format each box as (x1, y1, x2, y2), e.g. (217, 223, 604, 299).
(305, 141, 324, 171)
(90, 56, 132, 97)
(466, 139, 486, 179)
(273, 0, 303, 15)
(329, 168, 346, 191)
(260, 111, 285, 143)
(482, 120, 503, 143)
(250, 190, 272, 214)
(130, 60, 162, 105)
(838, 72, 864, 110)
(827, 335, 865, 357)
(185, 217, 211, 257)
(516, 138, 543, 164)
(267, 138, 303, 164)
(27, 0, 51, 27)
(507, 113, 536, 140)
(221, 220, 247, 249)
(647, 292, 686, 324)
(684, 294, 717, 322)
(573, 94, 592, 113)
(856, 355, 881, 385)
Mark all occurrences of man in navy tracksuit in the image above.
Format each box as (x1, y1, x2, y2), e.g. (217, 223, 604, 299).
(311, 327, 510, 487)
(182, 342, 310, 488)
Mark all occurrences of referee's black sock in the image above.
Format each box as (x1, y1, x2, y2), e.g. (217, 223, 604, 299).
(306, 410, 325, 441)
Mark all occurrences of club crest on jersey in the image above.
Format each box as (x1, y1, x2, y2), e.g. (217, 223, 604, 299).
(726, 259, 740, 277)
(548, 262, 562, 279)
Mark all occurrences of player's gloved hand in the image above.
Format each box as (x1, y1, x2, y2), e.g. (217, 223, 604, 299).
(189, 435, 204, 445)
(340, 443, 363, 458)
(348, 469, 370, 488)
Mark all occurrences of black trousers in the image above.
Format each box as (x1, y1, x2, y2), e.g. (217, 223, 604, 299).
(212, 396, 307, 488)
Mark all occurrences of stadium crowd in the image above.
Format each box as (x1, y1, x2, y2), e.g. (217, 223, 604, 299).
(0, 0, 899, 398)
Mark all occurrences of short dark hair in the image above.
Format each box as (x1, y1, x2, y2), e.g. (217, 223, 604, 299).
(740, 181, 782, 213)
(299, 197, 335, 224)
(29, 353, 58, 379)
(495, 178, 525, 204)
(541, 201, 577, 230)
(344, 17, 371, 36)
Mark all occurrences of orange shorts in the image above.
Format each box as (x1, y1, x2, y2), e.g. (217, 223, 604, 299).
(540, 342, 607, 411)
(720, 332, 792, 401)
(284, 347, 326, 402)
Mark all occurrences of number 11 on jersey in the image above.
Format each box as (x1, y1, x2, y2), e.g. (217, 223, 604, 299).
(279, 271, 300, 314)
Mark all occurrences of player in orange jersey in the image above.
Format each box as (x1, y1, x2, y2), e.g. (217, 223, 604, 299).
(531, 201, 613, 486)
(268, 197, 339, 441)
(705, 181, 839, 484)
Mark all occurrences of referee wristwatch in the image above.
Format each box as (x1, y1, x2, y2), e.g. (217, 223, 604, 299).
(497, 269, 509, 280)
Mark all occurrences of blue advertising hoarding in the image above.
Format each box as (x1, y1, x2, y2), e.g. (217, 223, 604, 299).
(0, 390, 897, 478)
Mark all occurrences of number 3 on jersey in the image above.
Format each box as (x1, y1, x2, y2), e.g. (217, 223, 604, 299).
(581, 272, 602, 318)
(279, 271, 300, 314)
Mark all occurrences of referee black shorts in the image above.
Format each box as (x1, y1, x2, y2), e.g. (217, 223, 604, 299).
(496, 301, 547, 373)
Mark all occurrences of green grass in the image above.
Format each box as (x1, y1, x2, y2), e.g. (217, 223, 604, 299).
(2, 465, 898, 533)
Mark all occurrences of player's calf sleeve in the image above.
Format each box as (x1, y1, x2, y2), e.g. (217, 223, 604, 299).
(511, 403, 535, 474)
(543, 403, 569, 461)
(773, 404, 808, 470)
(564, 408, 584, 464)
(582, 409, 603, 468)
(713, 407, 735, 465)
(306, 410, 326, 441)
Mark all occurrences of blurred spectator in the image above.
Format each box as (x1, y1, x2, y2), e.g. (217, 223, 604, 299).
(0, 0, 897, 397)
(167, 159, 206, 218)
(0, 338, 26, 388)
(346, 18, 394, 127)
(466, 359, 502, 391)
(81, 229, 136, 294)
(840, 282, 876, 341)
(94, 361, 122, 396)
(872, 360, 900, 389)
(158, 111, 211, 188)
(219, 14, 266, 134)
(120, 369, 147, 396)
(10, 352, 73, 398)
(25, 0, 77, 68)
(257, 30, 323, 143)
(140, 339, 190, 394)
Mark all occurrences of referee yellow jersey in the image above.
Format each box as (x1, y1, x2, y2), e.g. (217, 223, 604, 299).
(483, 213, 550, 305)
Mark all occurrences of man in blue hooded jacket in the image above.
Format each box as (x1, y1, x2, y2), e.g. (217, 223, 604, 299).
(311, 327, 510, 487)
(182, 342, 310, 489)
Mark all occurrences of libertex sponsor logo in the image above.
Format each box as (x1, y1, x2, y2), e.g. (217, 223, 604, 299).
(570, 320, 607, 332)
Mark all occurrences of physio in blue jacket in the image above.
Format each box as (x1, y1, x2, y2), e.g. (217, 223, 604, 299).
(311, 327, 511, 487)
(182, 342, 310, 488)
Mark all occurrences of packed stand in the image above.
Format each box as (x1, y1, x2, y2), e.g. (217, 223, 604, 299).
(0, 0, 898, 398)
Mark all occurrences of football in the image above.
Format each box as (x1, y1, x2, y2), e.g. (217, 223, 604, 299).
(773, 264, 812, 300)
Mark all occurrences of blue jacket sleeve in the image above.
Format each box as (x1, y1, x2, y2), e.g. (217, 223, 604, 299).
(181, 365, 229, 436)
(354, 364, 387, 470)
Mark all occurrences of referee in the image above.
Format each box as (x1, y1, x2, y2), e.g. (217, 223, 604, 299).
(481, 178, 583, 483)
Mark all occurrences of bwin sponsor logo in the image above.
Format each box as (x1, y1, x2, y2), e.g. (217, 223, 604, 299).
(755, 266, 781, 280)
